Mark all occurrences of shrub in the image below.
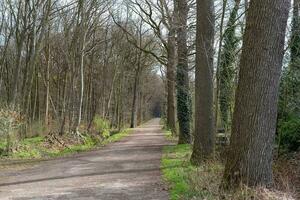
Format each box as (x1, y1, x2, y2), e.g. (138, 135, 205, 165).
(0, 107, 24, 154)
(93, 115, 110, 138)
(278, 117, 300, 152)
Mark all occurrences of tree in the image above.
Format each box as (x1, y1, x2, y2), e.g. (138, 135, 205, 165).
(176, 0, 191, 144)
(277, 0, 300, 153)
(190, 0, 215, 164)
(166, 13, 177, 135)
(219, 0, 240, 131)
(221, 0, 290, 188)
(290, 0, 300, 70)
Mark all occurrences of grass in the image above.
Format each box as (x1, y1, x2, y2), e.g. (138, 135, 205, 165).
(161, 144, 196, 200)
(161, 143, 295, 200)
(0, 129, 131, 160)
(101, 129, 131, 146)
(163, 129, 175, 140)
(161, 144, 226, 200)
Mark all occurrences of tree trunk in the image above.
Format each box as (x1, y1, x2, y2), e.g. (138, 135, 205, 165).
(219, 0, 240, 131)
(291, 0, 300, 70)
(74, 0, 86, 133)
(214, 0, 227, 132)
(130, 68, 139, 128)
(76, 37, 85, 132)
(176, 0, 191, 144)
(191, 0, 215, 164)
(166, 27, 177, 134)
(221, 0, 290, 188)
(105, 68, 118, 118)
(45, 28, 50, 127)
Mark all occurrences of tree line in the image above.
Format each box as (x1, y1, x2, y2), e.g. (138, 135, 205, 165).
(0, 0, 164, 139)
(121, 0, 298, 189)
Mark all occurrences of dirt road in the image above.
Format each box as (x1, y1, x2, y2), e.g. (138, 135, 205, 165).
(0, 119, 170, 200)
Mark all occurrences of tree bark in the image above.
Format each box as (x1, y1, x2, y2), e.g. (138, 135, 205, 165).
(166, 27, 177, 134)
(291, 0, 300, 70)
(219, 0, 240, 131)
(74, 0, 87, 133)
(214, 0, 227, 132)
(130, 67, 140, 128)
(45, 26, 51, 127)
(221, 0, 290, 188)
(176, 0, 191, 144)
(191, 0, 215, 164)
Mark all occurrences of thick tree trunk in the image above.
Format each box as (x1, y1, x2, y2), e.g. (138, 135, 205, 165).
(176, 0, 191, 144)
(221, 0, 290, 188)
(191, 0, 215, 164)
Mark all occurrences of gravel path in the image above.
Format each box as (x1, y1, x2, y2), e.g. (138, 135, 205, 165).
(0, 118, 170, 200)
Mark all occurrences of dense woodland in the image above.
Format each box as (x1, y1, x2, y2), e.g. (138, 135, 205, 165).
(0, 0, 299, 198)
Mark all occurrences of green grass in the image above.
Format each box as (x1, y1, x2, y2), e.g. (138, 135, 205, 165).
(101, 129, 131, 146)
(161, 144, 273, 200)
(163, 129, 174, 140)
(162, 144, 198, 200)
(0, 129, 131, 160)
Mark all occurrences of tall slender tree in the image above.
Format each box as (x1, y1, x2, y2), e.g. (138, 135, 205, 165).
(277, 0, 300, 152)
(222, 0, 290, 188)
(191, 0, 215, 164)
(219, 0, 240, 131)
(176, 0, 191, 144)
(290, 0, 300, 69)
(166, 12, 177, 134)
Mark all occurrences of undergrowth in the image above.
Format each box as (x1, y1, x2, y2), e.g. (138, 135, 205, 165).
(0, 129, 130, 160)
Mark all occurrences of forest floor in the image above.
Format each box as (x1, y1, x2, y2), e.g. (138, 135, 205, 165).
(0, 118, 171, 200)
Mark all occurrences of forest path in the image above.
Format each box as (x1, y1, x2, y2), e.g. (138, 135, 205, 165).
(0, 118, 170, 200)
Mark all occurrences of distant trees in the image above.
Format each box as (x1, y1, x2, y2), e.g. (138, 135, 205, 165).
(222, 0, 290, 188)
(124, 0, 195, 135)
(125, 0, 178, 132)
(0, 0, 164, 138)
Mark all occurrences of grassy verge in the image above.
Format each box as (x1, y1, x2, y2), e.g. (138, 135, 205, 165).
(0, 129, 131, 160)
(162, 144, 196, 200)
(162, 144, 227, 200)
(161, 143, 293, 200)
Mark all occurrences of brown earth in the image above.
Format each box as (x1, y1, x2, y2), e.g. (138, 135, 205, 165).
(0, 118, 170, 200)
